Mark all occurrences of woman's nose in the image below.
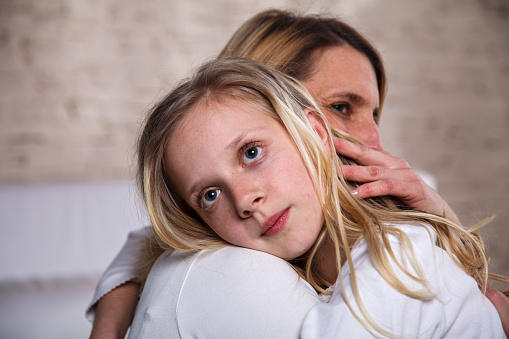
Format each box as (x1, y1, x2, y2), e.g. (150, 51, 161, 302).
(357, 118, 383, 151)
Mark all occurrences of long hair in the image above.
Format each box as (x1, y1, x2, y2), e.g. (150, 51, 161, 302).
(138, 57, 492, 337)
(219, 9, 387, 118)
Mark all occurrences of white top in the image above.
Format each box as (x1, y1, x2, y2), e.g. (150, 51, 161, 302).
(88, 224, 505, 339)
(301, 224, 506, 338)
(128, 246, 320, 338)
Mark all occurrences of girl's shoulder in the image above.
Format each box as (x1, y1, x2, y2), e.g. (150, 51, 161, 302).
(131, 246, 320, 339)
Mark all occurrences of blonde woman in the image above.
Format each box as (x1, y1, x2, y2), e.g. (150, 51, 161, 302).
(88, 10, 509, 338)
(127, 57, 504, 338)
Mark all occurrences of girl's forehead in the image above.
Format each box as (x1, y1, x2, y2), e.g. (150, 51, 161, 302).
(180, 97, 270, 130)
(192, 94, 274, 119)
(165, 97, 286, 164)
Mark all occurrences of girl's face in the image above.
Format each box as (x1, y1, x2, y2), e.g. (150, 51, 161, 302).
(304, 45, 383, 151)
(165, 99, 324, 260)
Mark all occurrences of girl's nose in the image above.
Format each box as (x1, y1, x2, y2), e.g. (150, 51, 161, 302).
(232, 184, 266, 218)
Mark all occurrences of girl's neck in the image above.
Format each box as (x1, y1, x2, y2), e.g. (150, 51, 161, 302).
(314, 234, 358, 286)
(314, 237, 340, 285)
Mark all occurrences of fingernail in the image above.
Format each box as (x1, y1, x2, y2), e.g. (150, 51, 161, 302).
(351, 189, 358, 196)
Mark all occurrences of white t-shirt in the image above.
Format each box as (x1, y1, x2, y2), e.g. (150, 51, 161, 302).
(128, 224, 505, 338)
(301, 224, 505, 338)
(128, 246, 320, 339)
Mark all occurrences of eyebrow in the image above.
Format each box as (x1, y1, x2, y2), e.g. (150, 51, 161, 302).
(325, 91, 366, 105)
(223, 127, 262, 154)
(224, 133, 245, 154)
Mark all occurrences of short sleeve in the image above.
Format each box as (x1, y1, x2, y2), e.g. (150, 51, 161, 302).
(85, 226, 152, 322)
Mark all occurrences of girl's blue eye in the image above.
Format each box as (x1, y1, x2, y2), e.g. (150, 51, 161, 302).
(243, 146, 261, 164)
(202, 189, 221, 208)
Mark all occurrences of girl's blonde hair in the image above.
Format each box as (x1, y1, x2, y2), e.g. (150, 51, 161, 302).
(138, 57, 494, 337)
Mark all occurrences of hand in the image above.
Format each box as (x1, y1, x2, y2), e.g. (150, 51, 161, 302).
(89, 281, 140, 339)
(485, 284, 509, 336)
(334, 138, 461, 225)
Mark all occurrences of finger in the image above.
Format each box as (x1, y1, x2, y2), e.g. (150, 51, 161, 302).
(341, 165, 383, 183)
(350, 180, 400, 199)
(341, 165, 419, 185)
(350, 179, 425, 203)
(334, 137, 407, 169)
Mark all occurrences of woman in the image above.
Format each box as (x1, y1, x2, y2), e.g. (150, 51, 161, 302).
(128, 56, 504, 338)
(88, 10, 508, 338)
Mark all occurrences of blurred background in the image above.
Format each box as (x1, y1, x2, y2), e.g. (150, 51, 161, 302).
(0, 0, 508, 337)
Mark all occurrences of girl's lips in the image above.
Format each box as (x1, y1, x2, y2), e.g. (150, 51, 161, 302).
(262, 208, 290, 236)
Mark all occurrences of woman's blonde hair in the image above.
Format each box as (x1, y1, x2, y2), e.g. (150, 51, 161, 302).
(138, 57, 493, 337)
(219, 9, 388, 118)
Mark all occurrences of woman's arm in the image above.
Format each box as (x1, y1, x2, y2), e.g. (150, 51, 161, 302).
(486, 284, 509, 337)
(87, 227, 153, 337)
(89, 282, 140, 339)
(333, 138, 461, 225)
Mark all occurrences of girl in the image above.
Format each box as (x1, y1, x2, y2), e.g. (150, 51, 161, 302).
(129, 57, 505, 338)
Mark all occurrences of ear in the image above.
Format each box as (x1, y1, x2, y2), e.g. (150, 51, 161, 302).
(304, 108, 331, 153)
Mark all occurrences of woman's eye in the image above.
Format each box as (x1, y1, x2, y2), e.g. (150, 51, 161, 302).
(201, 189, 221, 208)
(330, 103, 351, 117)
(243, 146, 262, 164)
(373, 108, 380, 125)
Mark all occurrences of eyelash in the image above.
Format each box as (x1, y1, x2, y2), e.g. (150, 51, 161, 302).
(196, 187, 220, 210)
(331, 103, 380, 124)
(195, 141, 264, 210)
(373, 108, 380, 125)
(330, 103, 351, 117)
(239, 141, 263, 166)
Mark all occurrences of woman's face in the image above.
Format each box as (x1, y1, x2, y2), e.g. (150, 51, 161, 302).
(304, 45, 383, 151)
(165, 99, 324, 260)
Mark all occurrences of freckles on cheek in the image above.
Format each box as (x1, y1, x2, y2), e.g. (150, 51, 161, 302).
(212, 214, 243, 243)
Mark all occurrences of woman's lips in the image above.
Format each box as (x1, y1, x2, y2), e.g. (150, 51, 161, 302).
(262, 208, 290, 236)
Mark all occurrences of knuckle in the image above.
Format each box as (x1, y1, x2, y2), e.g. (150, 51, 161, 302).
(358, 144, 371, 156)
(380, 179, 395, 193)
(367, 166, 383, 179)
(400, 168, 419, 181)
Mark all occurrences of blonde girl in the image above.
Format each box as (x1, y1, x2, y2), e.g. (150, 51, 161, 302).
(131, 57, 505, 338)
